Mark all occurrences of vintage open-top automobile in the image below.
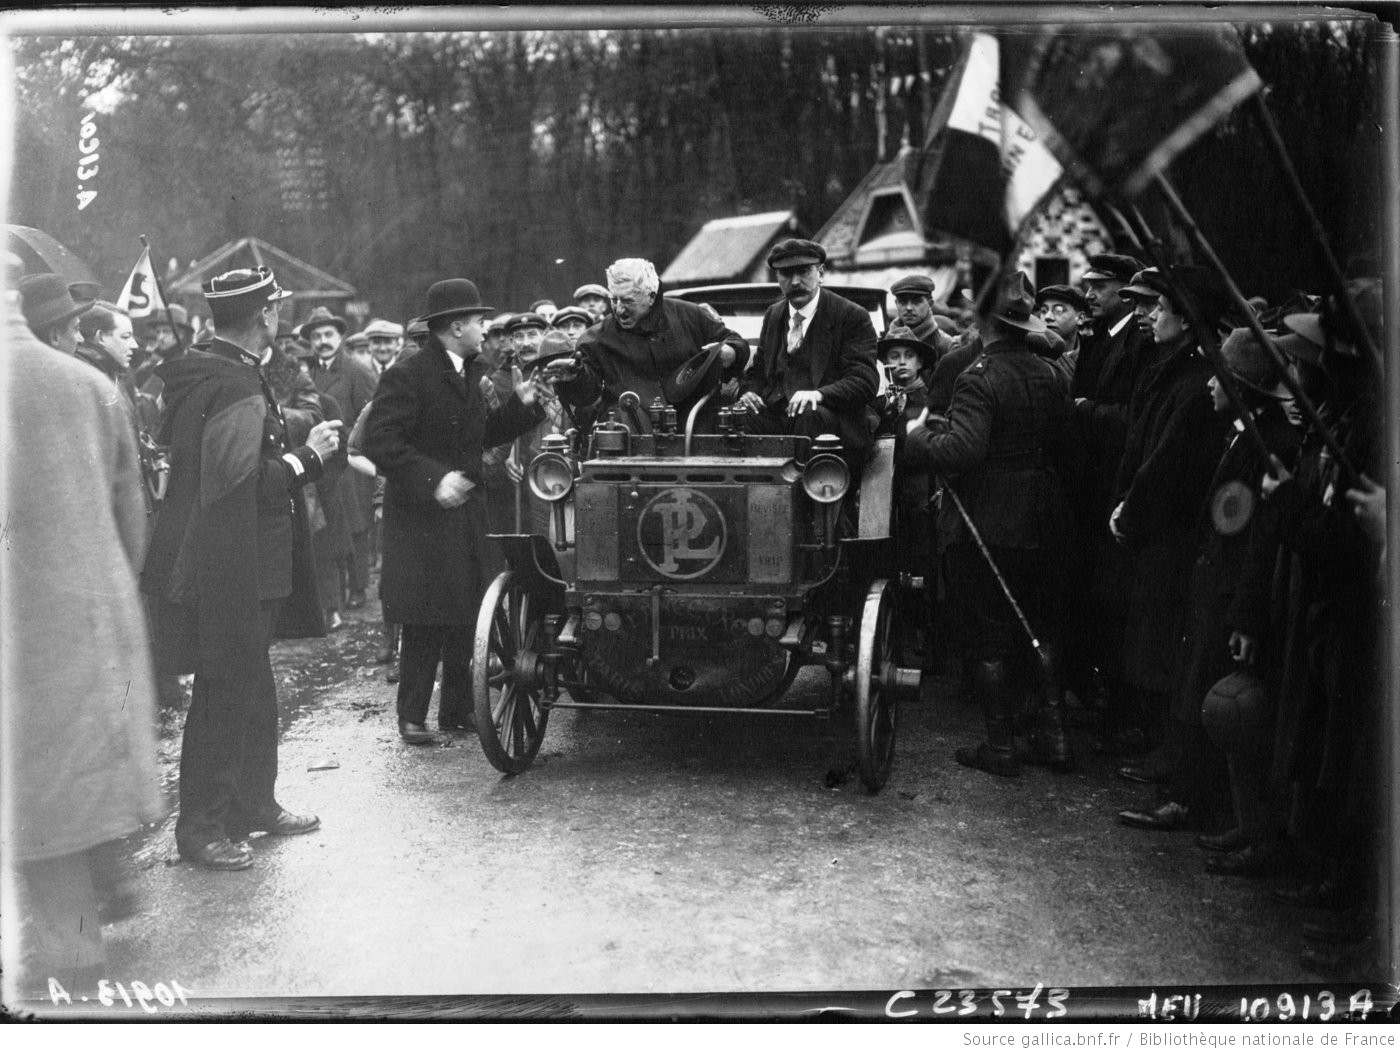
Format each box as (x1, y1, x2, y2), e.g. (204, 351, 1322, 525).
(473, 380, 922, 793)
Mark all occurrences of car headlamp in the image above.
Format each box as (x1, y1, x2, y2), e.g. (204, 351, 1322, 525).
(528, 451, 575, 502)
(802, 435, 849, 504)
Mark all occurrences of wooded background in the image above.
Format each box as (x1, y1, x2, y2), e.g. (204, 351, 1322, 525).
(8, 20, 1385, 322)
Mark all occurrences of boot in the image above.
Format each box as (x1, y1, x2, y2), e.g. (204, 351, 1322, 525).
(955, 659, 1020, 777)
(1022, 644, 1076, 772)
(375, 621, 398, 665)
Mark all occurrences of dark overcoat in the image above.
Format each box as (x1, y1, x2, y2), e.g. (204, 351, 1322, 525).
(310, 350, 377, 535)
(362, 339, 542, 625)
(1111, 341, 1231, 694)
(141, 338, 326, 676)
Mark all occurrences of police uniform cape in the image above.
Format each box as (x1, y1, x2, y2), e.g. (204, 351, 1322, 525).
(141, 346, 324, 676)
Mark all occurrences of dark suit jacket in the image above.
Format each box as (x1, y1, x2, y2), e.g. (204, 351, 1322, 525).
(362, 339, 542, 625)
(742, 288, 878, 452)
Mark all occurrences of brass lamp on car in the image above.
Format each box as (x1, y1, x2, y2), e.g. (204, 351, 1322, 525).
(528, 434, 575, 550)
(801, 433, 848, 548)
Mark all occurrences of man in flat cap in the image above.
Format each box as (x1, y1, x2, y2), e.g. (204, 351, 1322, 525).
(141, 266, 341, 870)
(573, 283, 610, 323)
(362, 278, 544, 744)
(365, 318, 405, 378)
(738, 238, 879, 470)
(889, 273, 955, 371)
(550, 258, 748, 432)
(1035, 284, 1089, 383)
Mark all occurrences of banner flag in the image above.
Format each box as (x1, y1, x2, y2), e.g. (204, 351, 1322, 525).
(1014, 25, 1263, 198)
(116, 246, 165, 318)
(924, 33, 1063, 252)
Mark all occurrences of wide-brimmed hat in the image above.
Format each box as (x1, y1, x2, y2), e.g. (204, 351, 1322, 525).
(422, 278, 494, 324)
(19, 272, 94, 331)
(518, 330, 575, 370)
(551, 305, 593, 329)
(299, 305, 347, 337)
(572, 283, 609, 301)
(662, 340, 726, 407)
(505, 311, 548, 334)
(1219, 328, 1289, 400)
(992, 272, 1048, 335)
(1279, 312, 1327, 367)
(363, 318, 404, 340)
(767, 238, 827, 270)
(876, 325, 936, 365)
(1082, 253, 1143, 283)
(1035, 283, 1090, 314)
(889, 274, 936, 298)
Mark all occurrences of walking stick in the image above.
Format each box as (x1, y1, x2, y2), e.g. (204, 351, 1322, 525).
(938, 474, 1049, 667)
(513, 436, 524, 533)
(1153, 173, 1360, 485)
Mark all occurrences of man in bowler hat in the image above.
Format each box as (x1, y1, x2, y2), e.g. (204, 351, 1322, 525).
(362, 278, 544, 744)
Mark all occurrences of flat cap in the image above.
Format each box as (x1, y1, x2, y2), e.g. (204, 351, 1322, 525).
(363, 318, 404, 339)
(573, 283, 609, 301)
(1082, 253, 1144, 283)
(890, 274, 936, 297)
(767, 238, 826, 270)
(1035, 284, 1090, 314)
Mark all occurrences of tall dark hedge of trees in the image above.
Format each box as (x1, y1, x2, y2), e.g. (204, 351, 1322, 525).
(7, 20, 1385, 321)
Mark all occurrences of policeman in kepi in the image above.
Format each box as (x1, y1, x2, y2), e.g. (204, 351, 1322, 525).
(904, 271, 1076, 779)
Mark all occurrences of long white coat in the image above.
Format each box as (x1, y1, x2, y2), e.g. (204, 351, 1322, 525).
(1, 302, 164, 862)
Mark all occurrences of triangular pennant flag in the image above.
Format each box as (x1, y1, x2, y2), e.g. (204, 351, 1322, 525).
(117, 246, 166, 318)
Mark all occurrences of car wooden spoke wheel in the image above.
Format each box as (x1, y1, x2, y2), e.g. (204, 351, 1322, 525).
(474, 571, 550, 774)
(854, 578, 898, 793)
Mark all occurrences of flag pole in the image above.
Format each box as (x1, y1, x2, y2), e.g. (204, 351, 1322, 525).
(140, 234, 185, 356)
(1151, 174, 1360, 484)
(1248, 90, 1381, 369)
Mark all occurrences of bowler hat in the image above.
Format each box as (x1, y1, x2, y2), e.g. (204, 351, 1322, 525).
(551, 305, 593, 329)
(991, 272, 1048, 335)
(1082, 253, 1143, 283)
(299, 305, 347, 337)
(890, 274, 936, 298)
(422, 278, 494, 324)
(1219, 328, 1288, 400)
(767, 238, 827, 270)
(573, 283, 609, 301)
(1035, 284, 1090, 314)
(518, 330, 575, 370)
(18, 273, 93, 331)
(506, 311, 548, 334)
(363, 318, 404, 339)
(877, 325, 936, 365)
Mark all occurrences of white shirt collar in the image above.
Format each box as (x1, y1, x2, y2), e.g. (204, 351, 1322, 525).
(444, 346, 465, 374)
(1108, 312, 1132, 337)
(791, 288, 821, 324)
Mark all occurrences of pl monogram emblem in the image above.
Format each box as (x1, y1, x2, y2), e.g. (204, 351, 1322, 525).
(637, 487, 726, 580)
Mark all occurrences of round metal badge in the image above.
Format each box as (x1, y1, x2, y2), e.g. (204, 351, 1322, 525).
(1210, 480, 1255, 536)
